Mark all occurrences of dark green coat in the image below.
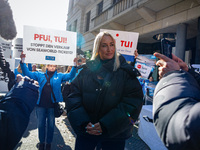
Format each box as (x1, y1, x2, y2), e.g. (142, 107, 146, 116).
(66, 56, 143, 139)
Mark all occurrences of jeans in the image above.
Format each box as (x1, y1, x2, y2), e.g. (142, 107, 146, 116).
(75, 135, 125, 150)
(36, 106, 55, 144)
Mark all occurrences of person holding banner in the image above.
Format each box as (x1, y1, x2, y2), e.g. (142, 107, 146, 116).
(20, 52, 77, 150)
(66, 31, 143, 150)
(153, 52, 200, 150)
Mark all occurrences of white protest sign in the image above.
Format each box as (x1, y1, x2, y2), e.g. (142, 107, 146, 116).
(23, 26, 77, 65)
(135, 62, 152, 79)
(0, 37, 12, 58)
(100, 29, 139, 61)
(13, 38, 23, 58)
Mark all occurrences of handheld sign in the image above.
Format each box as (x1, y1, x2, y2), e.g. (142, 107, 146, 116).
(13, 38, 23, 58)
(135, 62, 153, 79)
(23, 26, 77, 65)
(0, 37, 12, 58)
(100, 29, 139, 62)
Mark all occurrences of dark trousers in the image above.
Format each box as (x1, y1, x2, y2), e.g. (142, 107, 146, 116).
(75, 136, 125, 150)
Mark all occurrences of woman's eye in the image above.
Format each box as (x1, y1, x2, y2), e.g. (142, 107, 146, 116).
(102, 45, 107, 47)
(110, 43, 114, 46)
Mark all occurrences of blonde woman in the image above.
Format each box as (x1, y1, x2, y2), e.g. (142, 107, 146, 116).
(66, 31, 143, 150)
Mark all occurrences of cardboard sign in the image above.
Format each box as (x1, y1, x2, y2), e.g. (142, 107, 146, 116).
(0, 37, 12, 58)
(23, 26, 77, 65)
(100, 29, 139, 61)
(13, 38, 23, 58)
(135, 62, 153, 79)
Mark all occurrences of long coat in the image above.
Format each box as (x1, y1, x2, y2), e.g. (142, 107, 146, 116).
(66, 56, 143, 139)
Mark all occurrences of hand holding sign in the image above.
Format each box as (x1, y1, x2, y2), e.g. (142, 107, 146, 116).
(134, 49, 138, 58)
(20, 51, 26, 63)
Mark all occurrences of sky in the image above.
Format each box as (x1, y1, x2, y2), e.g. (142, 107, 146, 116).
(9, 0, 69, 38)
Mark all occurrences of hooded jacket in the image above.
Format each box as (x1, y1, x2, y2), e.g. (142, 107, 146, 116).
(66, 55, 143, 139)
(20, 62, 76, 104)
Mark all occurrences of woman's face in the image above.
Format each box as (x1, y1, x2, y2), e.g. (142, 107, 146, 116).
(98, 35, 115, 60)
(47, 65, 57, 72)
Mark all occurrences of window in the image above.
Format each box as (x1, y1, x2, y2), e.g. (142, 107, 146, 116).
(85, 11, 91, 32)
(97, 1, 103, 15)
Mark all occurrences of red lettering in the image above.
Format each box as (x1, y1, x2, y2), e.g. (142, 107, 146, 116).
(54, 36, 67, 43)
(34, 34, 39, 40)
(121, 40, 133, 48)
(34, 34, 51, 42)
(121, 40, 125, 47)
(125, 41, 130, 47)
(130, 42, 133, 48)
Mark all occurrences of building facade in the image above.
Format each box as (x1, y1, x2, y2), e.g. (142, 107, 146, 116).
(67, 0, 200, 64)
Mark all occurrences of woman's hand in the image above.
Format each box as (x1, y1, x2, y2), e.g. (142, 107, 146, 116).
(73, 57, 78, 64)
(20, 51, 26, 63)
(85, 122, 102, 135)
(134, 49, 138, 58)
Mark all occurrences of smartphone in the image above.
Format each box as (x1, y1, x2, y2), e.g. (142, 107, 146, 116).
(161, 38, 172, 59)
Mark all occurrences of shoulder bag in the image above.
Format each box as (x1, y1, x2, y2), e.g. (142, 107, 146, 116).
(45, 74, 64, 118)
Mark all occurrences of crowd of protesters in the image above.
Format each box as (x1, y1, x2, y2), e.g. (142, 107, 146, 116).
(1, 0, 200, 150)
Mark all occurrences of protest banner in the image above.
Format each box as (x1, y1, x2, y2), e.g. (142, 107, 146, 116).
(0, 37, 12, 58)
(135, 62, 153, 79)
(23, 26, 77, 65)
(13, 38, 23, 58)
(100, 29, 139, 62)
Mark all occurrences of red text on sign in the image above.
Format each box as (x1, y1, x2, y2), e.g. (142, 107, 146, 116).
(54, 36, 67, 43)
(34, 34, 51, 42)
(121, 40, 133, 48)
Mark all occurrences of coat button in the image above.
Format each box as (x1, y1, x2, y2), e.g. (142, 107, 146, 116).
(96, 89, 98, 91)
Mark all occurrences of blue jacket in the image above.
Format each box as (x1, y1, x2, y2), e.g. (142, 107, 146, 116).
(20, 63, 76, 104)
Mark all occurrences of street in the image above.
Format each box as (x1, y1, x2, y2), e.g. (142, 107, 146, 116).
(14, 109, 150, 150)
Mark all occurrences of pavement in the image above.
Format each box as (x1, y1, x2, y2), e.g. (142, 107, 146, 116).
(14, 108, 150, 150)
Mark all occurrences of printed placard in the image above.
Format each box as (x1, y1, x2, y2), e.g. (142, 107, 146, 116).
(23, 26, 77, 65)
(100, 29, 139, 61)
(135, 62, 153, 79)
(13, 38, 23, 58)
(0, 37, 12, 58)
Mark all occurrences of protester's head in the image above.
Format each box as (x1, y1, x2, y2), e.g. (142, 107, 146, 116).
(149, 76, 154, 82)
(66, 66, 72, 73)
(46, 64, 57, 72)
(91, 31, 120, 71)
(32, 64, 37, 72)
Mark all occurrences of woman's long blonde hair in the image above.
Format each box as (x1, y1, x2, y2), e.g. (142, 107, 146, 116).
(91, 31, 120, 71)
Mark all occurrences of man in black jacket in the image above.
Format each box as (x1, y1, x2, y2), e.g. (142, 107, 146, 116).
(153, 52, 200, 150)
